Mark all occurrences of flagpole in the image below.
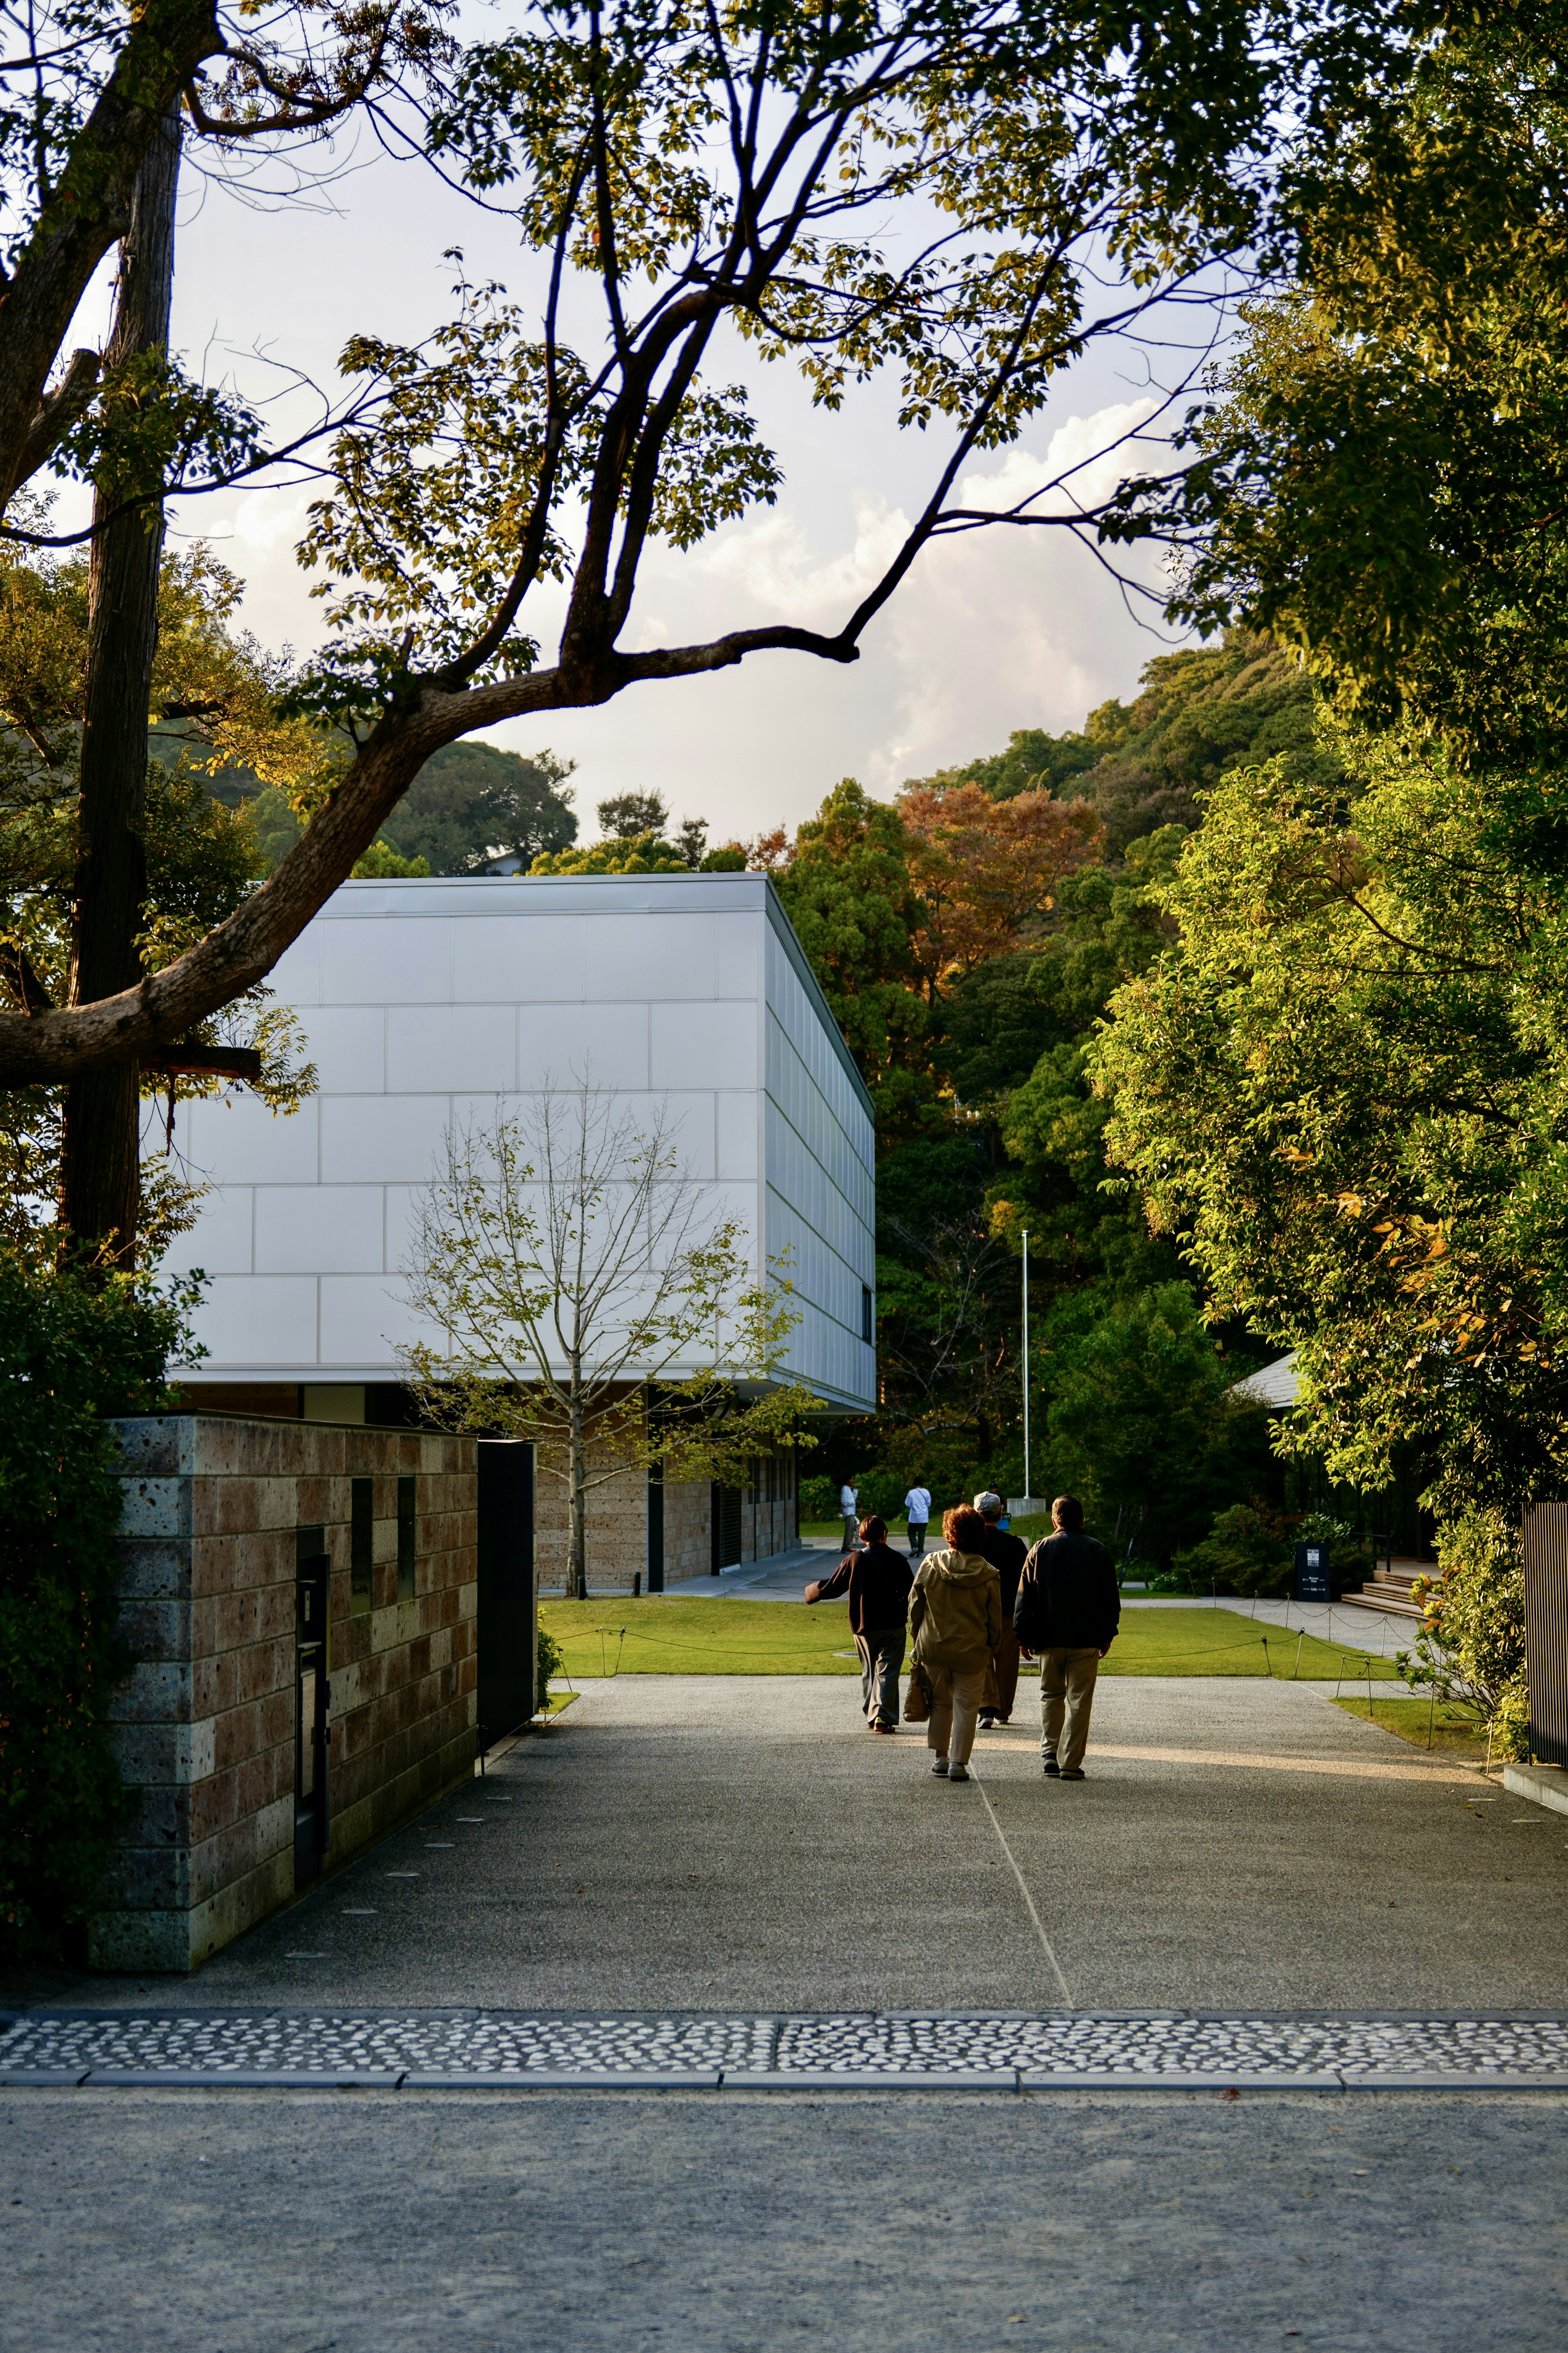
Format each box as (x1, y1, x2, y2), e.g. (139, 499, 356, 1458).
(1021, 1228, 1030, 1504)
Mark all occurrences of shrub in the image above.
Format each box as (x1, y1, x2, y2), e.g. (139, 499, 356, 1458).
(1398, 1505, 1528, 1759)
(537, 1624, 564, 1712)
(0, 1254, 196, 1956)
(1169, 1500, 1294, 1597)
(799, 1474, 838, 1522)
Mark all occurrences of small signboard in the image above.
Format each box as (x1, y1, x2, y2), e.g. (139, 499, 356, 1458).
(1295, 1542, 1330, 1604)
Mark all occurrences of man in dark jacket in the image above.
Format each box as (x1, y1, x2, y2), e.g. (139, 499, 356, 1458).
(1012, 1495, 1119, 1779)
(805, 1516, 915, 1731)
(972, 1490, 1028, 1730)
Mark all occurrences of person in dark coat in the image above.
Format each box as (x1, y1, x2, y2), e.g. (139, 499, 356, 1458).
(805, 1515, 916, 1731)
(1012, 1494, 1120, 1778)
(972, 1490, 1027, 1730)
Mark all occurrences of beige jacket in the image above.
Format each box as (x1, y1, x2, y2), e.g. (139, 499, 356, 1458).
(908, 1548, 1002, 1673)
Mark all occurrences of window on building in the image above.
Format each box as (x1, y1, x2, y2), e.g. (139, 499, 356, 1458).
(861, 1283, 873, 1345)
(396, 1476, 416, 1603)
(350, 1477, 374, 1613)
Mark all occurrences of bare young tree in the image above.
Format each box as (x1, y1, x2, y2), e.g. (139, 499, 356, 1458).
(398, 1080, 817, 1596)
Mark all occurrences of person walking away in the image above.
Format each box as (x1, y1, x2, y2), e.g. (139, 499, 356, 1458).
(805, 1517, 915, 1731)
(907, 1505, 1001, 1784)
(972, 1490, 1027, 1730)
(839, 1479, 860, 1553)
(903, 1480, 932, 1559)
(1013, 1495, 1119, 1780)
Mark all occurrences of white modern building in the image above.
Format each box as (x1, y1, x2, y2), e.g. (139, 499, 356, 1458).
(165, 870, 877, 1431)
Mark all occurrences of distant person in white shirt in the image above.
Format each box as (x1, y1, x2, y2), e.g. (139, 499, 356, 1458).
(840, 1480, 860, 1552)
(904, 1482, 932, 1558)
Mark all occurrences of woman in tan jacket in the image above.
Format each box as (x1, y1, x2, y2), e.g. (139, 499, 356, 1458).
(907, 1504, 1002, 1782)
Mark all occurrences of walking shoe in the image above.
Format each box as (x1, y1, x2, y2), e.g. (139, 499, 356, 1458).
(1042, 1755, 1060, 1777)
(930, 1756, 949, 1776)
(947, 1762, 970, 1783)
(977, 1712, 996, 1730)
(1060, 1766, 1086, 1780)
(871, 1720, 896, 1734)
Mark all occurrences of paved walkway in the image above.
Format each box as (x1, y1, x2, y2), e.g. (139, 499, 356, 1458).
(8, 1673, 1568, 2353)
(33, 1675, 1568, 2017)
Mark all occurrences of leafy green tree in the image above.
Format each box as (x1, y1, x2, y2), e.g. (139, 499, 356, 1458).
(2, 0, 1436, 1218)
(1104, 21, 1568, 774)
(597, 790, 668, 841)
(528, 829, 686, 875)
(1094, 740, 1568, 1524)
(389, 741, 577, 872)
(1041, 1281, 1268, 1566)
(0, 1252, 197, 1954)
(0, 540, 315, 1262)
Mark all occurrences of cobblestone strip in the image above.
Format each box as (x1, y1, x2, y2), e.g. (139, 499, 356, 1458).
(4, 2012, 1568, 2082)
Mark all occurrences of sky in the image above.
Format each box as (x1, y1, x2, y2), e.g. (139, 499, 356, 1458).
(65, 96, 1198, 847)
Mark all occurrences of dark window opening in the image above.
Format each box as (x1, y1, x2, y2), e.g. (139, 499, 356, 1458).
(396, 1475, 416, 1604)
(350, 1477, 374, 1613)
(860, 1283, 873, 1345)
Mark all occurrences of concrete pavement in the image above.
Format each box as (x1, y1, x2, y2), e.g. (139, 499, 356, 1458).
(6, 2085, 1567, 2352)
(8, 1672, 1567, 2353)
(35, 1673, 1568, 2016)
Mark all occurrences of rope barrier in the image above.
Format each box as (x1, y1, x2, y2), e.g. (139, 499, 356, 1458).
(541, 1620, 1401, 1671)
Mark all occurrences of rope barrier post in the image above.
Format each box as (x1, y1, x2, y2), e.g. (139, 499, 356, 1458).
(1293, 1629, 1304, 1680)
(1366, 1656, 1374, 1720)
(1261, 1635, 1270, 1679)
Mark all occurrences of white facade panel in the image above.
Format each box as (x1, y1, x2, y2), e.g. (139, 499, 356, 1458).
(651, 999, 757, 1091)
(517, 1001, 650, 1089)
(162, 1184, 254, 1277)
(387, 1004, 518, 1095)
(584, 910, 717, 1000)
(171, 872, 875, 1410)
(452, 913, 586, 1002)
(293, 1005, 386, 1094)
(320, 914, 451, 1004)
(254, 1185, 386, 1276)
(196, 1275, 318, 1364)
(180, 1094, 319, 1186)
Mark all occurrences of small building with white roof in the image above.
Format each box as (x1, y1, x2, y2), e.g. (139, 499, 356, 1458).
(163, 869, 877, 1586)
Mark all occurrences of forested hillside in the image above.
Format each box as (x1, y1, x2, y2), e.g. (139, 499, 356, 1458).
(767, 629, 1314, 1559)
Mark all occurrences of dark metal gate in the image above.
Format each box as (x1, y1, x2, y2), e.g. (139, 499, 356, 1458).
(1522, 1504, 1568, 1768)
(477, 1441, 536, 1748)
(294, 1540, 330, 1889)
(710, 1482, 743, 1576)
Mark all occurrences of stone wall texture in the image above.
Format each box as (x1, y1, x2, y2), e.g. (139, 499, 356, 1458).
(96, 1415, 477, 1974)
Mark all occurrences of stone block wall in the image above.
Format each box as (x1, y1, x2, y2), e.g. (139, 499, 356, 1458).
(663, 1480, 710, 1582)
(95, 1415, 477, 1974)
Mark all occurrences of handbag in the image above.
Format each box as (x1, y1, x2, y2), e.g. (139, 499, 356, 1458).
(903, 1660, 933, 1724)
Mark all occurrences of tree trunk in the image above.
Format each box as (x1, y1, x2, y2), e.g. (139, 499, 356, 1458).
(568, 1377, 587, 1599)
(59, 101, 182, 1267)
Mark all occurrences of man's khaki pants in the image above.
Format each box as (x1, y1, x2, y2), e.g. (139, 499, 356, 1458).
(927, 1664, 989, 1766)
(1039, 1648, 1101, 1771)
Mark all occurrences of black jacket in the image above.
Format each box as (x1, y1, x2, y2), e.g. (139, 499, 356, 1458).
(805, 1543, 914, 1635)
(1013, 1529, 1120, 1653)
(975, 1523, 1028, 1615)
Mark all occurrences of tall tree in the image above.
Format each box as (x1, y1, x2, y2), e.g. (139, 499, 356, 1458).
(60, 104, 182, 1262)
(1, 0, 1432, 1163)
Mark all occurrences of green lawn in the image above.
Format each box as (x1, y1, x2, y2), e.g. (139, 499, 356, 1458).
(1331, 1693, 1490, 1758)
(538, 1597, 1403, 1680)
